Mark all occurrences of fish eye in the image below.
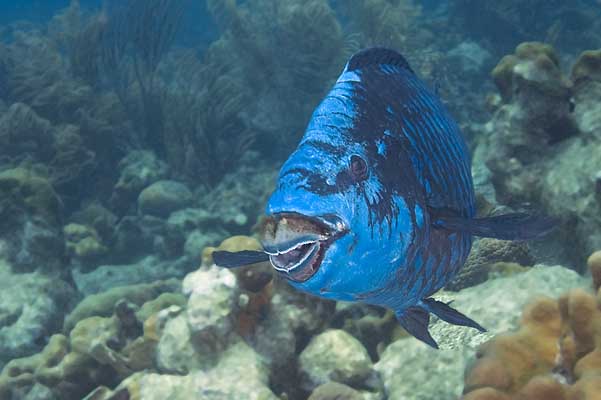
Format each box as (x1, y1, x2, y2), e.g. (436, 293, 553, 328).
(350, 155, 368, 181)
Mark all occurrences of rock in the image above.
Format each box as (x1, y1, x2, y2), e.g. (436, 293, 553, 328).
(0, 259, 75, 369)
(112, 215, 184, 263)
(251, 284, 334, 397)
(107, 341, 277, 400)
(447, 41, 492, 74)
(138, 180, 193, 218)
(72, 255, 193, 296)
(434, 265, 585, 350)
(110, 151, 169, 215)
(166, 209, 226, 260)
(308, 382, 365, 400)
(331, 303, 397, 360)
(541, 138, 601, 263)
(374, 265, 587, 400)
(197, 165, 277, 233)
(299, 329, 374, 392)
(572, 49, 601, 85)
(167, 208, 213, 232)
(155, 313, 200, 374)
(377, 340, 465, 400)
(182, 265, 239, 341)
(156, 266, 240, 373)
(0, 167, 64, 271)
(447, 238, 534, 291)
(183, 229, 222, 261)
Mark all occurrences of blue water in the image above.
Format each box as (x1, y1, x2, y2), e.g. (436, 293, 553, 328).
(0, 0, 217, 48)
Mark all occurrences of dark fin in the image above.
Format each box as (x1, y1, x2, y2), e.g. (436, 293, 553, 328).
(422, 298, 486, 332)
(347, 47, 414, 74)
(395, 307, 439, 349)
(212, 250, 269, 268)
(431, 208, 557, 240)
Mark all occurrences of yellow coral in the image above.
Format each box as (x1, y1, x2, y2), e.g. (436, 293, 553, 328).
(462, 250, 601, 400)
(491, 42, 564, 101)
(202, 235, 262, 266)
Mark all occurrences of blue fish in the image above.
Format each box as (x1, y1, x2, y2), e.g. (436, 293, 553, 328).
(213, 48, 555, 348)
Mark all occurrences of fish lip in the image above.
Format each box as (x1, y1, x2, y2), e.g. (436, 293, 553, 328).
(264, 213, 348, 282)
(262, 212, 347, 255)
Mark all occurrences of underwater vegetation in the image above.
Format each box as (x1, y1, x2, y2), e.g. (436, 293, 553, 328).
(449, 0, 601, 56)
(0, 0, 600, 399)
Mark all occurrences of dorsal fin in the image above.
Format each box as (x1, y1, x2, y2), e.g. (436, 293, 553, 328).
(346, 47, 414, 74)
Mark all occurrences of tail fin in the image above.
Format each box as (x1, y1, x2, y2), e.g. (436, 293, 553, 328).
(432, 210, 557, 240)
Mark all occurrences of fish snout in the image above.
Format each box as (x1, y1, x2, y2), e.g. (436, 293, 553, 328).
(260, 213, 347, 282)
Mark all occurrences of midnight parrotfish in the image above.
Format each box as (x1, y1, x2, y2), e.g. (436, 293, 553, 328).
(213, 48, 554, 348)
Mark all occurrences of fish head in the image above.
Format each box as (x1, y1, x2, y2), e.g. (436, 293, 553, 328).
(262, 97, 419, 300)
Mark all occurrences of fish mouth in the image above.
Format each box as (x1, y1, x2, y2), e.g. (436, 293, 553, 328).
(261, 213, 347, 282)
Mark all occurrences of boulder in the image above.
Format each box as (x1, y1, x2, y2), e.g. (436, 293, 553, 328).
(0, 259, 75, 369)
(375, 265, 587, 400)
(138, 180, 193, 218)
(299, 329, 374, 392)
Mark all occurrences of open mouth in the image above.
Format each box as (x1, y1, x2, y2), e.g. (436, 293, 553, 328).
(261, 213, 346, 282)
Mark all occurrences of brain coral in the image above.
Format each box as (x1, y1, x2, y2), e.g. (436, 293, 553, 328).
(462, 251, 601, 400)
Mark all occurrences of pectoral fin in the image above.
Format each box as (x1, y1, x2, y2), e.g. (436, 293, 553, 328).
(212, 250, 269, 268)
(422, 298, 486, 332)
(395, 306, 439, 349)
(395, 299, 486, 349)
(430, 207, 557, 240)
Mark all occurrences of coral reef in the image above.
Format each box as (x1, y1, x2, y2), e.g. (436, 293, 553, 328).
(475, 44, 601, 267)
(0, 167, 65, 272)
(72, 256, 191, 296)
(448, 238, 534, 291)
(375, 264, 585, 400)
(63, 279, 180, 332)
(0, 259, 75, 369)
(298, 329, 378, 393)
(461, 251, 601, 400)
(0, 2, 600, 400)
(64, 223, 108, 266)
(571, 49, 601, 139)
(109, 150, 169, 216)
(0, 278, 182, 399)
(137, 180, 193, 218)
(490, 42, 575, 147)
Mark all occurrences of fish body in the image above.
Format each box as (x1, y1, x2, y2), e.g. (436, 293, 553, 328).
(214, 48, 554, 347)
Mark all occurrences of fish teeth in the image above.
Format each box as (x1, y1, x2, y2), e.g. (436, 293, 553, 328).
(269, 241, 319, 273)
(264, 239, 322, 256)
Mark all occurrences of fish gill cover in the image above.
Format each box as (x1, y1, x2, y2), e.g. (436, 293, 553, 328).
(0, 1, 599, 400)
